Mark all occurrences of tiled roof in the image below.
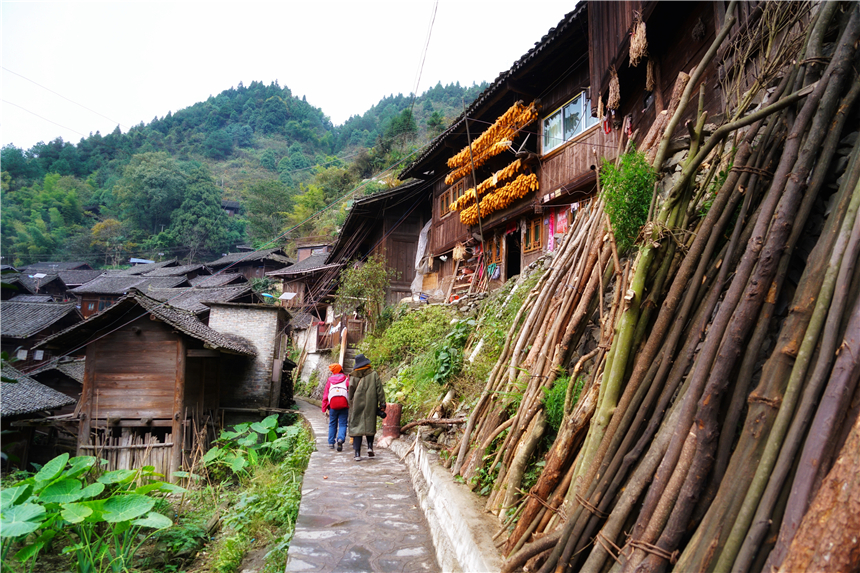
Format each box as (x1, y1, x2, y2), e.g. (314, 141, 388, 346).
(1, 275, 36, 295)
(142, 264, 210, 277)
(108, 259, 179, 276)
(190, 273, 248, 287)
(207, 248, 293, 267)
(267, 253, 338, 277)
(70, 275, 188, 295)
(36, 290, 257, 357)
(0, 301, 82, 339)
(290, 310, 316, 330)
(57, 269, 104, 287)
(22, 262, 93, 272)
(28, 357, 86, 383)
(8, 295, 54, 303)
(147, 284, 255, 314)
(1, 363, 76, 416)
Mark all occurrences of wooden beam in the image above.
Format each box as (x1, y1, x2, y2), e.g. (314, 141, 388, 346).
(80, 442, 173, 451)
(506, 79, 537, 98)
(170, 337, 186, 482)
(187, 348, 220, 358)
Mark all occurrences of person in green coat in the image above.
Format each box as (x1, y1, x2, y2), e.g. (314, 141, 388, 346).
(347, 353, 386, 461)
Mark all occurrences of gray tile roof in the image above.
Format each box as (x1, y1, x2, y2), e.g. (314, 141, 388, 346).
(22, 262, 93, 272)
(28, 357, 86, 384)
(107, 259, 179, 276)
(142, 264, 210, 277)
(267, 253, 339, 277)
(146, 284, 255, 314)
(70, 275, 188, 295)
(1, 363, 76, 416)
(57, 269, 104, 287)
(37, 290, 257, 357)
(207, 248, 293, 268)
(8, 295, 54, 303)
(290, 310, 317, 330)
(1, 275, 36, 296)
(0, 301, 82, 339)
(190, 273, 248, 287)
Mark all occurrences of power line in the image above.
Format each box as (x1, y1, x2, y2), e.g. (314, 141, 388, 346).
(409, 0, 439, 116)
(2, 67, 127, 130)
(2, 99, 87, 138)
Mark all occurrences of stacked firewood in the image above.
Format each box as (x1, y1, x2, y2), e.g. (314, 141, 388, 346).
(445, 3, 860, 572)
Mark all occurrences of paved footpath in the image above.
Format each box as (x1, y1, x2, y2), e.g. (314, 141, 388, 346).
(286, 399, 440, 573)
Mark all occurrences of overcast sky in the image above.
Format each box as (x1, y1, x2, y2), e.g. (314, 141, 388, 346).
(2, 1, 577, 150)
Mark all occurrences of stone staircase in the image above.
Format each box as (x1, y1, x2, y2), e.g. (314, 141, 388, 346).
(343, 347, 358, 373)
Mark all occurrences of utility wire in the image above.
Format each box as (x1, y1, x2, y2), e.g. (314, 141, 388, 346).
(409, 0, 439, 116)
(2, 67, 127, 130)
(2, 99, 87, 138)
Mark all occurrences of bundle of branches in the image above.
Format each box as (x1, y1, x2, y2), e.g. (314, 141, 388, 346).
(445, 2, 860, 572)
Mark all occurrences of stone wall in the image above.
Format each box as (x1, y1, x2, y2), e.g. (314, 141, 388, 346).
(208, 303, 284, 409)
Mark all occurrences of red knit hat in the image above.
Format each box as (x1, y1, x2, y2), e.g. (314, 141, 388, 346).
(329, 363, 343, 374)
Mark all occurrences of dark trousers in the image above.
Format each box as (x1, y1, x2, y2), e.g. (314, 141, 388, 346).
(352, 435, 374, 455)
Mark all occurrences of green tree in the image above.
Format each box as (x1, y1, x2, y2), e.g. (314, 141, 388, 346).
(167, 164, 238, 262)
(333, 255, 398, 331)
(113, 152, 188, 236)
(244, 180, 293, 245)
(91, 218, 130, 267)
(426, 110, 446, 137)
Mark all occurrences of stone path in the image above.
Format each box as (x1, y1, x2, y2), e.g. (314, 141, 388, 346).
(286, 399, 440, 573)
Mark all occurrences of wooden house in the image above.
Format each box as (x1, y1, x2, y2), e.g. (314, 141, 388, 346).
(22, 262, 93, 273)
(189, 272, 248, 288)
(295, 237, 331, 262)
(207, 248, 293, 281)
(1, 363, 76, 470)
(139, 263, 211, 281)
(265, 252, 341, 313)
(35, 290, 261, 478)
(326, 180, 433, 304)
(28, 357, 86, 418)
(70, 275, 189, 318)
(399, 2, 735, 295)
(0, 300, 83, 369)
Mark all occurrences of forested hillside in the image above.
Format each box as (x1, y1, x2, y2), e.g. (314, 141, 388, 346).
(1, 80, 485, 267)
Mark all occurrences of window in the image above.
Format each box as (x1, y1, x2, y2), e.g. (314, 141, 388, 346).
(542, 91, 598, 154)
(487, 236, 503, 264)
(524, 217, 542, 253)
(440, 179, 466, 218)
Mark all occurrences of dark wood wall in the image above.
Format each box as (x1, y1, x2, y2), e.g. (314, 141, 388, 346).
(84, 318, 178, 420)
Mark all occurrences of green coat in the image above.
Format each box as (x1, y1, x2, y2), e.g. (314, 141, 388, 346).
(347, 368, 385, 437)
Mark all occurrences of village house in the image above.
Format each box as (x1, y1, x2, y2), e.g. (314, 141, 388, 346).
(1, 363, 76, 470)
(398, 1, 730, 296)
(33, 290, 290, 478)
(207, 248, 293, 280)
(34, 289, 291, 478)
(70, 275, 189, 318)
(0, 299, 83, 369)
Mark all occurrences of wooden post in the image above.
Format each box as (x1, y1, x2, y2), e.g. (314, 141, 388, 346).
(78, 344, 98, 456)
(170, 337, 186, 482)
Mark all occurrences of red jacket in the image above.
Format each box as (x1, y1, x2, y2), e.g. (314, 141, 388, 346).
(321, 373, 349, 412)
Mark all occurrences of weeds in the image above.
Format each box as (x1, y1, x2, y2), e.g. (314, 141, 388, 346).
(601, 147, 656, 253)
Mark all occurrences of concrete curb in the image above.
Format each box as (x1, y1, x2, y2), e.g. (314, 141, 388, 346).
(388, 435, 503, 573)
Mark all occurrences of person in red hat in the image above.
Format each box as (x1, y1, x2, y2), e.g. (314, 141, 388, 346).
(321, 363, 349, 451)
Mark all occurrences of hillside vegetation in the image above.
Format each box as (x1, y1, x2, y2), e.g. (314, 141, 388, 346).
(1, 80, 485, 267)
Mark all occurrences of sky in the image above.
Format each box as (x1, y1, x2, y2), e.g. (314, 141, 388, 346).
(1, 1, 578, 151)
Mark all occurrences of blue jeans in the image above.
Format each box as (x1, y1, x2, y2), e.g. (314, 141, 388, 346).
(328, 408, 348, 445)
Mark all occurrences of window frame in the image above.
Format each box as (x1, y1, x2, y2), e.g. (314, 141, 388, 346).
(440, 179, 466, 219)
(541, 91, 598, 155)
(524, 217, 543, 253)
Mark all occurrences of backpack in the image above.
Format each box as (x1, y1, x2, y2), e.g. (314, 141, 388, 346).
(329, 378, 349, 409)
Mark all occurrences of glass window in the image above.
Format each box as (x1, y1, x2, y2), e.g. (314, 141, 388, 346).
(543, 91, 598, 154)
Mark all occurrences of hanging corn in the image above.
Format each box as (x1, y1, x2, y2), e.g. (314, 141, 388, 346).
(459, 173, 539, 226)
(450, 159, 526, 212)
(608, 66, 621, 110)
(629, 12, 648, 67)
(646, 58, 656, 92)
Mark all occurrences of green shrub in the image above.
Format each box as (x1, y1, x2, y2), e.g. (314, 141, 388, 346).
(601, 148, 656, 253)
(360, 305, 456, 367)
(543, 373, 569, 435)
